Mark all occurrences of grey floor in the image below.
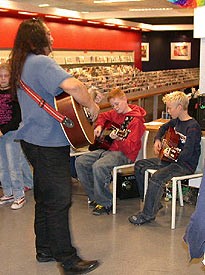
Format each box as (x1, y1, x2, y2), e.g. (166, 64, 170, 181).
(0, 181, 204, 275)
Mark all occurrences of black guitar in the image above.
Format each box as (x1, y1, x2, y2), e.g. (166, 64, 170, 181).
(89, 122, 130, 151)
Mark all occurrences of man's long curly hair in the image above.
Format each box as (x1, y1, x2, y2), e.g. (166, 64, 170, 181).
(9, 18, 49, 98)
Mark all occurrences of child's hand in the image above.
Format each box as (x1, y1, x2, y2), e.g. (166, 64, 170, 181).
(154, 139, 162, 155)
(109, 130, 121, 140)
(94, 125, 102, 137)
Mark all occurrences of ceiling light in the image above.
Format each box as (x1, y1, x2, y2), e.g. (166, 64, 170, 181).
(129, 7, 173, 11)
(103, 18, 124, 25)
(18, 11, 38, 16)
(38, 4, 50, 8)
(94, 0, 143, 3)
(131, 27, 139, 30)
(68, 18, 83, 22)
(118, 25, 129, 28)
(45, 15, 62, 19)
(0, 9, 9, 12)
(87, 20, 101, 24)
(104, 23, 116, 26)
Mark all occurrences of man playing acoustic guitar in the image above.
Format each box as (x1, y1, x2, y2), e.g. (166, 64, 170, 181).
(76, 88, 146, 215)
(10, 18, 100, 274)
(129, 91, 201, 226)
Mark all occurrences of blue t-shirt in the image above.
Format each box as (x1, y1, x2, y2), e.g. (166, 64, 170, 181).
(16, 54, 71, 147)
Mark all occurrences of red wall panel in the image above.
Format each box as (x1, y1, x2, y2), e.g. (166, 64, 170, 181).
(0, 17, 22, 47)
(0, 16, 142, 69)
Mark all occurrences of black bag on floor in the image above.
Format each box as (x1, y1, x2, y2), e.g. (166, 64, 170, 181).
(117, 172, 140, 199)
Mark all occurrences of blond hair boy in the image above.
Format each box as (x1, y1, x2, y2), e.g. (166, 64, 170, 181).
(129, 91, 201, 226)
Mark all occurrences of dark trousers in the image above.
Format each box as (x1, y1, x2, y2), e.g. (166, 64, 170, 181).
(135, 158, 192, 219)
(21, 141, 77, 264)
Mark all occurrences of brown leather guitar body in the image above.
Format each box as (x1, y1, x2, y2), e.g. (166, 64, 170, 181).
(55, 93, 94, 149)
(159, 127, 181, 162)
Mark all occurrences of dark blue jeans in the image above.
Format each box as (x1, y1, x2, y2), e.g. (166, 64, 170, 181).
(21, 141, 77, 264)
(135, 158, 193, 219)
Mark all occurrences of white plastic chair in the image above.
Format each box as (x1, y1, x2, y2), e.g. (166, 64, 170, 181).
(112, 130, 149, 214)
(144, 136, 205, 229)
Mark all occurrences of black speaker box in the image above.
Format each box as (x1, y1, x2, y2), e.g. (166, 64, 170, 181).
(188, 97, 197, 119)
(116, 172, 140, 200)
(196, 95, 205, 130)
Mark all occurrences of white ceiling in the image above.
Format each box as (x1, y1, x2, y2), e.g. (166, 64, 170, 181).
(0, 0, 195, 31)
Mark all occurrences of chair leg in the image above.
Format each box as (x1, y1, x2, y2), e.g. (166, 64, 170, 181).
(171, 179, 177, 229)
(144, 170, 149, 201)
(112, 168, 117, 214)
(177, 180, 184, 207)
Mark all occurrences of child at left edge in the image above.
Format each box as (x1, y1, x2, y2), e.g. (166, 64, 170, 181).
(0, 62, 33, 210)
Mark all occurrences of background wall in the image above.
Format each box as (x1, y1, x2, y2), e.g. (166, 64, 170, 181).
(0, 15, 201, 73)
(142, 30, 200, 71)
(0, 15, 142, 69)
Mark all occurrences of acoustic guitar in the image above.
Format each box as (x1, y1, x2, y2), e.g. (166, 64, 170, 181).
(159, 127, 181, 162)
(55, 93, 95, 149)
(89, 121, 130, 151)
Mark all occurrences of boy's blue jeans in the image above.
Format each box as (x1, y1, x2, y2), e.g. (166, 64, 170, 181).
(135, 158, 193, 219)
(76, 149, 130, 208)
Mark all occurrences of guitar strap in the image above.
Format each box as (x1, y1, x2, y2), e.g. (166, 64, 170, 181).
(20, 80, 74, 128)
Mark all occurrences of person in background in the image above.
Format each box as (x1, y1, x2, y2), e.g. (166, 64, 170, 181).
(128, 91, 201, 226)
(75, 88, 146, 215)
(183, 172, 205, 261)
(0, 62, 32, 210)
(9, 18, 100, 274)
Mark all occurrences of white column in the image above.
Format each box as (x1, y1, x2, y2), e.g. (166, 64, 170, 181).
(199, 38, 205, 93)
(194, 6, 205, 94)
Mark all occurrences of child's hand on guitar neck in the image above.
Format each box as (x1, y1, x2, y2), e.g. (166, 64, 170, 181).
(94, 125, 103, 137)
(109, 130, 123, 140)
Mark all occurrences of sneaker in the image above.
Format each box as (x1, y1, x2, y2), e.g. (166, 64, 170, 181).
(11, 197, 26, 210)
(0, 195, 14, 205)
(128, 212, 155, 225)
(88, 200, 97, 208)
(92, 204, 112, 216)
